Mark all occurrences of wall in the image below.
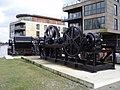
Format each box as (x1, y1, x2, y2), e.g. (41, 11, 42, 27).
(25, 21, 37, 37)
(25, 21, 67, 38)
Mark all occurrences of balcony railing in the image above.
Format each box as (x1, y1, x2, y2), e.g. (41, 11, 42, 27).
(63, 0, 90, 7)
(62, 16, 82, 22)
(62, 12, 82, 22)
(15, 32, 25, 36)
(15, 34, 25, 36)
(14, 25, 26, 30)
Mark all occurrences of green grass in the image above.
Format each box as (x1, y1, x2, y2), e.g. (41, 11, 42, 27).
(0, 58, 83, 90)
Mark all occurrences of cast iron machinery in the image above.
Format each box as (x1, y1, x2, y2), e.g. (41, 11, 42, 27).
(39, 25, 116, 72)
(8, 36, 34, 55)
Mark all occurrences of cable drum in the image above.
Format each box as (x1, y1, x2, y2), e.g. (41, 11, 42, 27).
(63, 26, 83, 57)
(44, 25, 60, 44)
(85, 33, 102, 50)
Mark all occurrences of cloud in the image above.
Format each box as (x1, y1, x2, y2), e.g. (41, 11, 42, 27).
(0, 0, 67, 42)
(0, 0, 13, 8)
(0, 9, 6, 23)
(13, 0, 66, 18)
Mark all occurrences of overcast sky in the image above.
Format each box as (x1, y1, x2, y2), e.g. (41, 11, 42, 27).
(0, 0, 73, 42)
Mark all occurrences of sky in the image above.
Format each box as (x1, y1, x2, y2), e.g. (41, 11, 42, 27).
(0, 0, 71, 42)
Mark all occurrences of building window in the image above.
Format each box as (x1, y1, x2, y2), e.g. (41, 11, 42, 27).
(46, 20, 49, 23)
(62, 22, 65, 25)
(84, 16, 105, 30)
(114, 0, 119, 2)
(36, 24, 40, 30)
(44, 25, 47, 30)
(37, 18, 41, 22)
(56, 21, 58, 24)
(84, 1, 105, 16)
(114, 4, 118, 16)
(36, 31, 40, 37)
(10, 25, 15, 30)
(92, 3, 96, 14)
(100, 2, 105, 13)
(114, 19, 118, 30)
(117, 40, 120, 48)
(96, 2, 101, 14)
(51, 20, 54, 24)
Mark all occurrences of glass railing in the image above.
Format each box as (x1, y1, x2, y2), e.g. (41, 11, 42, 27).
(14, 25, 26, 30)
(68, 12, 82, 19)
(15, 32, 25, 36)
(62, 12, 82, 21)
(18, 17, 34, 21)
(15, 34, 25, 36)
(63, 0, 90, 7)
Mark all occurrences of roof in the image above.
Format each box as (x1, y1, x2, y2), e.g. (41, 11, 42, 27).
(16, 14, 61, 21)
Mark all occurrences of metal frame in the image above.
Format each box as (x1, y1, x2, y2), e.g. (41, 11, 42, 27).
(39, 43, 115, 73)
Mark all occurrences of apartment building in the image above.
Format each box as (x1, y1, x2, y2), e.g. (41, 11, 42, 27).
(63, 0, 120, 52)
(10, 14, 67, 38)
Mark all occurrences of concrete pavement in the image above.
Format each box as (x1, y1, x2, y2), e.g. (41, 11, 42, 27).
(21, 56, 120, 90)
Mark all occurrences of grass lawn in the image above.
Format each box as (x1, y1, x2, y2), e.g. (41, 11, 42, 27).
(0, 58, 82, 90)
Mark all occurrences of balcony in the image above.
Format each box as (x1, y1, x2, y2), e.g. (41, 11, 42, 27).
(15, 31, 25, 36)
(62, 12, 82, 22)
(14, 25, 26, 30)
(62, 16, 82, 22)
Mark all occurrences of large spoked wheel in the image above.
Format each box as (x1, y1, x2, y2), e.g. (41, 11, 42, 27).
(63, 26, 83, 57)
(44, 25, 60, 44)
(44, 25, 60, 39)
